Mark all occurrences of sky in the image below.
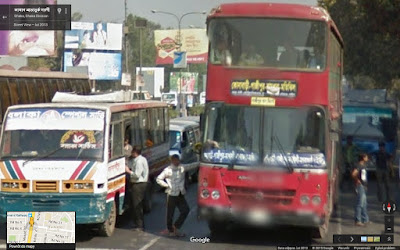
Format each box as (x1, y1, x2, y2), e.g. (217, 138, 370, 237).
(58, 0, 317, 28)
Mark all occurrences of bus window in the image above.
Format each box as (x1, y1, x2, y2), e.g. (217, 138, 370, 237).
(145, 116, 154, 148)
(158, 108, 165, 143)
(139, 110, 148, 148)
(8, 80, 19, 105)
(130, 112, 142, 148)
(0, 79, 11, 118)
(111, 123, 123, 159)
(17, 79, 30, 105)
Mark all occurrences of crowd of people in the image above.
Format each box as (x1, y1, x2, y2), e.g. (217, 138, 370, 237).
(341, 135, 396, 227)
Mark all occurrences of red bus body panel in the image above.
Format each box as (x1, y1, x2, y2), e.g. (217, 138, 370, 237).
(198, 3, 343, 229)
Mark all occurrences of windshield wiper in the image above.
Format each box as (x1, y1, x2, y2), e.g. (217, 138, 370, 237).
(23, 147, 65, 166)
(273, 135, 294, 173)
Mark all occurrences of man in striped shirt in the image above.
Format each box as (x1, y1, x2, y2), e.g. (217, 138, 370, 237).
(156, 154, 189, 237)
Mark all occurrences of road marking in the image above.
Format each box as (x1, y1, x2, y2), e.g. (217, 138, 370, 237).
(139, 236, 161, 250)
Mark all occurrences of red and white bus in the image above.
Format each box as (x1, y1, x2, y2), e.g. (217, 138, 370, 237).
(198, 3, 343, 238)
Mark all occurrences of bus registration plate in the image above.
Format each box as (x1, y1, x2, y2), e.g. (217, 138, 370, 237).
(251, 97, 275, 106)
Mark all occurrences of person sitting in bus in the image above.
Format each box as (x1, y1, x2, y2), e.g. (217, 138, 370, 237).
(239, 45, 264, 66)
(213, 38, 232, 66)
(279, 41, 298, 68)
(124, 138, 133, 159)
(145, 131, 154, 148)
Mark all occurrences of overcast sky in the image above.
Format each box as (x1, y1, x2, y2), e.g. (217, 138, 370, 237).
(58, 0, 317, 28)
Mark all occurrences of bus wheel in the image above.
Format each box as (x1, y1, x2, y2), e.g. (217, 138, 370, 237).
(99, 200, 116, 237)
(143, 181, 153, 214)
(208, 220, 225, 236)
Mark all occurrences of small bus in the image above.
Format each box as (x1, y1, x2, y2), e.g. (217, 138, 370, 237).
(0, 92, 170, 236)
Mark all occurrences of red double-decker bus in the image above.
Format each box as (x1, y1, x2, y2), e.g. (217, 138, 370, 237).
(198, 3, 343, 238)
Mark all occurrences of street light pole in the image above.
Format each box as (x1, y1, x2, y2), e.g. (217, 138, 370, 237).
(151, 10, 206, 117)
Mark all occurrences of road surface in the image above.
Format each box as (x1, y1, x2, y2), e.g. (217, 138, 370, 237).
(0, 177, 399, 249)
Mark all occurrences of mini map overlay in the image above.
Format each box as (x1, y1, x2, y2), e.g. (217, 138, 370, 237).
(7, 212, 75, 244)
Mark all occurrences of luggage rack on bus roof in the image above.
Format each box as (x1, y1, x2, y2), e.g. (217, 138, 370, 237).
(52, 90, 137, 103)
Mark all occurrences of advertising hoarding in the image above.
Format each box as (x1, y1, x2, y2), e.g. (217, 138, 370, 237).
(135, 67, 164, 98)
(169, 72, 198, 94)
(64, 51, 122, 80)
(0, 0, 55, 56)
(65, 22, 123, 50)
(154, 29, 207, 65)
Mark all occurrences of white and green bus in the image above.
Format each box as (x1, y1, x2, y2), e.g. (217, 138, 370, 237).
(0, 92, 170, 236)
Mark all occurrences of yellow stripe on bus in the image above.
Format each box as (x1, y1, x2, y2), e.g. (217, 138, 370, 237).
(84, 166, 97, 180)
(0, 162, 11, 179)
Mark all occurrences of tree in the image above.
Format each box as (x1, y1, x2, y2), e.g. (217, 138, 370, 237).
(318, 0, 400, 93)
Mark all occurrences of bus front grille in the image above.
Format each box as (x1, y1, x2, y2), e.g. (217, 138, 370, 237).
(33, 181, 59, 193)
(226, 186, 296, 205)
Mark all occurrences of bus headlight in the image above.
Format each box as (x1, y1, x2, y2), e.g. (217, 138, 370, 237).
(211, 190, 220, 200)
(63, 180, 94, 193)
(1, 179, 29, 192)
(201, 189, 210, 199)
(300, 195, 310, 205)
(2, 182, 11, 188)
(312, 195, 321, 206)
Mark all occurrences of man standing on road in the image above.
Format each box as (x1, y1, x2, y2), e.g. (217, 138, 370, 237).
(375, 142, 392, 202)
(341, 136, 360, 190)
(125, 147, 149, 231)
(352, 153, 370, 227)
(156, 154, 189, 237)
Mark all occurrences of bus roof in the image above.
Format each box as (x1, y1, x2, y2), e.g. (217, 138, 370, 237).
(208, 3, 343, 44)
(6, 100, 167, 113)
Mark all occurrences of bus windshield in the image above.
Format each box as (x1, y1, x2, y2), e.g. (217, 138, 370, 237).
(0, 108, 105, 161)
(208, 18, 326, 70)
(203, 104, 326, 168)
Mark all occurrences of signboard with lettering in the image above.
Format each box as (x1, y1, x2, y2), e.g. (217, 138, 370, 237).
(231, 79, 297, 98)
(5, 108, 105, 131)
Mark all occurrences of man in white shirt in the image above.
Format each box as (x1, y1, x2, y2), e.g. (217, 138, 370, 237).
(125, 147, 149, 231)
(156, 154, 189, 237)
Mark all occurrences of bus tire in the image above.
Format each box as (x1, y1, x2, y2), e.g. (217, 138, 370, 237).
(208, 220, 225, 236)
(143, 182, 153, 214)
(98, 200, 116, 237)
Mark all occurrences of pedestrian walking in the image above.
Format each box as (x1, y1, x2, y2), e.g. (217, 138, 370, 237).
(352, 153, 370, 227)
(375, 142, 392, 202)
(125, 147, 149, 231)
(341, 136, 360, 190)
(156, 155, 189, 237)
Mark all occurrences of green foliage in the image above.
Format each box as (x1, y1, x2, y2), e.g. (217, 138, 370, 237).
(168, 107, 179, 119)
(319, 0, 400, 96)
(188, 105, 204, 116)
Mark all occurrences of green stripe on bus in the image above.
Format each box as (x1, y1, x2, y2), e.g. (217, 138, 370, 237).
(77, 161, 95, 180)
(4, 161, 18, 179)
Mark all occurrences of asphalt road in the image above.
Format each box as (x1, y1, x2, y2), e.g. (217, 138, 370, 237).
(0, 176, 399, 249)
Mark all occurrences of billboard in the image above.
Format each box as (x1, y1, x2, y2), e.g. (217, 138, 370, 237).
(0, 0, 55, 57)
(154, 29, 208, 65)
(64, 51, 122, 80)
(169, 72, 199, 94)
(65, 22, 123, 50)
(135, 67, 164, 98)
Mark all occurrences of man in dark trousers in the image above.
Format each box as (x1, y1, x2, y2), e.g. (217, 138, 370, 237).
(156, 154, 189, 237)
(375, 142, 392, 202)
(125, 147, 149, 231)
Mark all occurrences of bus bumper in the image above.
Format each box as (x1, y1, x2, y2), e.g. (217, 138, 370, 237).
(0, 192, 110, 224)
(198, 206, 324, 227)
